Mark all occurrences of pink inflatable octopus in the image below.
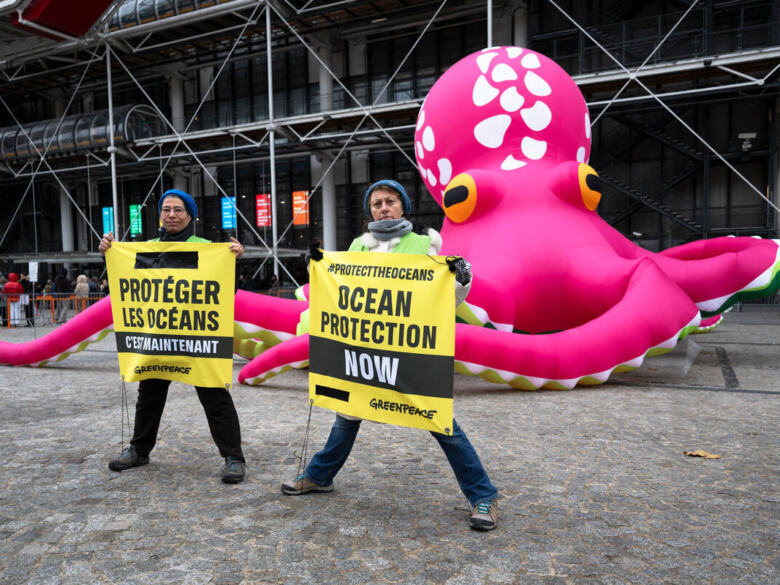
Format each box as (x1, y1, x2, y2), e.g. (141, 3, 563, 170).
(1, 47, 778, 390)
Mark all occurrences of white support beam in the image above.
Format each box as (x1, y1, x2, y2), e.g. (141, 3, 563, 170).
(574, 47, 780, 87)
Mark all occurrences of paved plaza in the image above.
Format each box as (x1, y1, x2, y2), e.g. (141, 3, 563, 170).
(0, 307, 777, 585)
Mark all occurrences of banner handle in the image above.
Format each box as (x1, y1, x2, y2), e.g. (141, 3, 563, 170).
(119, 375, 132, 451)
(295, 400, 315, 480)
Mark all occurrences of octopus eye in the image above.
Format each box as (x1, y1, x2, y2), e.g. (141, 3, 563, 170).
(442, 173, 477, 223)
(578, 164, 602, 211)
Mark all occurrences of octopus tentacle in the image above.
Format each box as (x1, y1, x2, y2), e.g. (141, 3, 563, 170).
(0, 296, 114, 366)
(238, 334, 310, 385)
(455, 275, 514, 332)
(233, 337, 268, 361)
(453, 259, 700, 389)
(693, 312, 725, 334)
(0, 290, 308, 368)
(233, 289, 307, 352)
(655, 238, 780, 315)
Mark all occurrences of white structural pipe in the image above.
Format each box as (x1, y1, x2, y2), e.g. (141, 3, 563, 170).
(487, 0, 492, 47)
(321, 153, 336, 250)
(318, 43, 336, 250)
(775, 98, 780, 236)
(266, 5, 279, 277)
(106, 48, 120, 239)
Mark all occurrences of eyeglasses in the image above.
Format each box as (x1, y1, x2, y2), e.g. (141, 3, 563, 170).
(161, 206, 187, 216)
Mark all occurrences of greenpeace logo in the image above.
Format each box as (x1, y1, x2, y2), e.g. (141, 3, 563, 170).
(134, 364, 192, 375)
(369, 398, 436, 419)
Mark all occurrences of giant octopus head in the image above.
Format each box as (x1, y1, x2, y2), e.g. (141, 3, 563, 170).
(414, 47, 601, 242)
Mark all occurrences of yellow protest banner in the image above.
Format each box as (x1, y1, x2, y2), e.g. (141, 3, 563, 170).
(106, 242, 235, 387)
(308, 251, 455, 434)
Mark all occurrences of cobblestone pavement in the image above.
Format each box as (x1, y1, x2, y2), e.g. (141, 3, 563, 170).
(0, 308, 778, 585)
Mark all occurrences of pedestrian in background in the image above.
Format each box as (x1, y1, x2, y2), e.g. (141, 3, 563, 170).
(2, 273, 23, 327)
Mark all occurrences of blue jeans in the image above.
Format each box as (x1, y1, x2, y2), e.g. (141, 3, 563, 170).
(304, 415, 498, 506)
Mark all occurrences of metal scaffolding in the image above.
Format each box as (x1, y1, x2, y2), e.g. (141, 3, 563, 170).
(0, 0, 778, 273)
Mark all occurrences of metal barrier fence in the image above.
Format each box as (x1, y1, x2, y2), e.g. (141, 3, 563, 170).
(0, 292, 108, 328)
(735, 292, 780, 309)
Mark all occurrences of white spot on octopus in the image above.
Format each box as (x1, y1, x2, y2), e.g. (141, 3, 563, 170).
(521, 53, 541, 69)
(472, 75, 499, 107)
(422, 126, 435, 151)
(476, 52, 498, 74)
(524, 71, 551, 97)
(438, 158, 452, 185)
(520, 101, 552, 132)
(491, 63, 518, 83)
(500, 155, 527, 171)
(521, 136, 547, 160)
(416, 109, 425, 131)
(474, 115, 512, 149)
(499, 87, 524, 112)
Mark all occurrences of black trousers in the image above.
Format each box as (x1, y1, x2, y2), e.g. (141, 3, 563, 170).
(130, 378, 244, 462)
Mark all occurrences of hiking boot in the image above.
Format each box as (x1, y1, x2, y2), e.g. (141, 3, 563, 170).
(108, 446, 149, 472)
(470, 499, 498, 531)
(280, 474, 334, 495)
(221, 457, 246, 484)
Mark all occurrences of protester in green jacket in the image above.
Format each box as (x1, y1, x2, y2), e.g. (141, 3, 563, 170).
(281, 180, 499, 531)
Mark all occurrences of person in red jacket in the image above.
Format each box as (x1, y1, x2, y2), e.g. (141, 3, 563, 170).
(3, 273, 24, 327)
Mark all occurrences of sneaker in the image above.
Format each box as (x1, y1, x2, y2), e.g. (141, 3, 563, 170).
(108, 446, 149, 472)
(280, 474, 334, 495)
(470, 499, 498, 531)
(221, 457, 246, 484)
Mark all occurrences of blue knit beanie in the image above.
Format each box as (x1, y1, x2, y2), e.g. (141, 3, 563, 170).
(363, 180, 411, 218)
(159, 189, 198, 220)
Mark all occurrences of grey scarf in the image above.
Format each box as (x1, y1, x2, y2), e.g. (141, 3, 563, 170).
(367, 218, 413, 241)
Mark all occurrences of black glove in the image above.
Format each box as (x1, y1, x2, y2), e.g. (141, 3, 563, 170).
(446, 256, 472, 286)
(307, 241, 323, 262)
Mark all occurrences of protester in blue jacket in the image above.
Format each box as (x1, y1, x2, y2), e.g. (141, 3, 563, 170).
(281, 180, 499, 530)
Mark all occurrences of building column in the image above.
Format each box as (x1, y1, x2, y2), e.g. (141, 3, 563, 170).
(311, 152, 337, 250)
(76, 185, 89, 251)
(166, 68, 188, 194)
(53, 98, 74, 267)
(490, 0, 527, 46)
(513, 0, 528, 47)
(319, 43, 333, 112)
(172, 170, 188, 192)
(168, 73, 185, 133)
(59, 185, 74, 253)
(313, 38, 336, 249)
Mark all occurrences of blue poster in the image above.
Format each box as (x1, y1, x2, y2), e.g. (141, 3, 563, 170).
(221, 197, 236, 229)
(102, 206, 115, 235)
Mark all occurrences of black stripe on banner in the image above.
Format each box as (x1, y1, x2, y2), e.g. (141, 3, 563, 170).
(315, 385, 351, 402)
(135, 251, 199, 270)
(309, 335, 453, 399)
(116, 332, 232, 359)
